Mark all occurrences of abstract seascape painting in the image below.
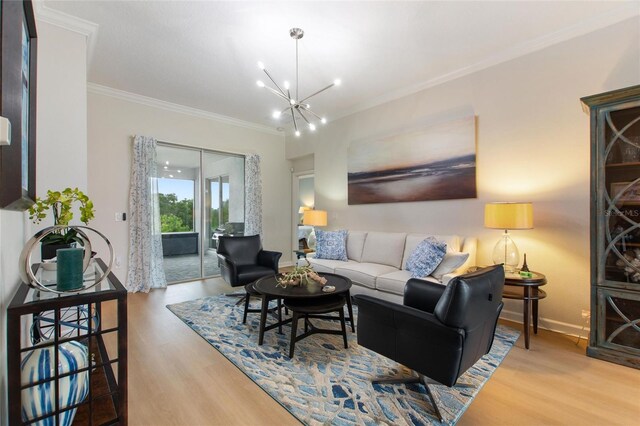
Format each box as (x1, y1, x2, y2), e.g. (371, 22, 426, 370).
(348, 115, 477, 204)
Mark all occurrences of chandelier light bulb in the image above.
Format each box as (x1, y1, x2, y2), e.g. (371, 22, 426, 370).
(309, 123, 316, 131)
(284, 81, 290, 90)
(290, 99, 296, 105)
(257, 61, 265, 70)
(305, 104, 310, 108)
(169, 174, 174, 178)
(334, 79, 342, 86)
(165, 161, 169, 165)
(295, 130, 301, 137)
(177, 170, 182, 173)
(164, 166, 168, 170)
(272, 110, 281, 119)
(257, 80, 265, 88)
(321, 117, 327, 124)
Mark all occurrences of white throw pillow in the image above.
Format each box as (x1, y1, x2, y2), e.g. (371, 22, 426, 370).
(431, 252, 470, 280)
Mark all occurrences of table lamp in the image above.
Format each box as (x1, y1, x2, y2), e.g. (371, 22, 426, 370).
(298, 206, 310, 224)
(484, 202, 533, 272)
(303, 209, 327, 249)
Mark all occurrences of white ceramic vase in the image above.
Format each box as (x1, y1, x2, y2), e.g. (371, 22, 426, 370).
(20, 340, 90, 425)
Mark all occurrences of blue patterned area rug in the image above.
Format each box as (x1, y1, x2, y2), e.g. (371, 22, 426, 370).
(167, 295, 519, 426)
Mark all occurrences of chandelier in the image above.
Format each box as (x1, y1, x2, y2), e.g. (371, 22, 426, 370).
(257, 28, 340, 137)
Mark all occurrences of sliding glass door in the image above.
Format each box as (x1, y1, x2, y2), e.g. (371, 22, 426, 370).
(157, 144, 244, 283)
(203, 152, 244, 276)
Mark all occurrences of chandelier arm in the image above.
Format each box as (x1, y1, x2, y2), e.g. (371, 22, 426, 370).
(296, 108, 311, 124)
(263, 85, 291, 102)
(280, 106, 293, 115)
(299, 83, 335, 103)
(262, 68, 287, 97)
(290, 108, 299, 132)
(296, 37, 299, 101)
(300, 105, 323, 121)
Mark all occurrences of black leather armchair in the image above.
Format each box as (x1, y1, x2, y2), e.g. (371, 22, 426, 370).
(217, 235, 281, 288)
(354, 265, 505, 422)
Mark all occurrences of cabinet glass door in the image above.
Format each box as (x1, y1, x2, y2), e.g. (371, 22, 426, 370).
(599, 104, 640, 354)
(601, 105, 640, 284)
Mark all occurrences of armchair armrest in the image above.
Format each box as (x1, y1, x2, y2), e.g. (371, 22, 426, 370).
(257, 250, 282, 273)
(403, 279, 447, 313)
(217, 253, 238, 285)
(216, 252, 235, 268)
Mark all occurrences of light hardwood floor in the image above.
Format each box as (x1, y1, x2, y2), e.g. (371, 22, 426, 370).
(113, 277, 640, 426)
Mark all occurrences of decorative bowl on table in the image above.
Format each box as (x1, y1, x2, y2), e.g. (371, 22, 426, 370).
(41, 259, 57, 271)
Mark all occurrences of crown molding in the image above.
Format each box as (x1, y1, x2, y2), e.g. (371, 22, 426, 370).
(334, 3, 640, 122)
(87, 83, 283, 136)
(33, 1, 99, 66)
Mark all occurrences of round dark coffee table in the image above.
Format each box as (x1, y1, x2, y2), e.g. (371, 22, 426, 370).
(254, 272, 354, 346)
(284, 295, 348, 358)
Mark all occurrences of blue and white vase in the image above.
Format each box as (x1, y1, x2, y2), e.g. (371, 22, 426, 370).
(21, 340, 90, 425)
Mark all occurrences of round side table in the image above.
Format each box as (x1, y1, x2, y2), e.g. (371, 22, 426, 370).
(503, 271, 547, 350)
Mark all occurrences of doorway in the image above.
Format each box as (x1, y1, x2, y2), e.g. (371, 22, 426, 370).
(292, 173, 315, 253)
(156, 143, 245, 283)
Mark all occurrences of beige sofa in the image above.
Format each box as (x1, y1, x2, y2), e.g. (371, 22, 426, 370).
(301, 231, 477, 304)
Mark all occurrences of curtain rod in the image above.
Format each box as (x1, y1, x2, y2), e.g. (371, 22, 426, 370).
(131, 135, 250, 158)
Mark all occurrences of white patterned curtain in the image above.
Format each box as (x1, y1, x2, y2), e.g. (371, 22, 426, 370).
(126, 135, 167, 292)
(244, 154, 262, 237)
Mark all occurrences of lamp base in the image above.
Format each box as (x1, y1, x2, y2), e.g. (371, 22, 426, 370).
(307, 228, 317, 250)
(492, 231, 520, 273)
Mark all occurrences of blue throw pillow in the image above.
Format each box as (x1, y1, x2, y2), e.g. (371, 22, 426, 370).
(314, 229, 348, 261)
(405, 237, 447, 278)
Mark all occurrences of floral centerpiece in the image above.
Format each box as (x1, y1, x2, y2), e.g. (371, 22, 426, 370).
(276, 259, 327, 288)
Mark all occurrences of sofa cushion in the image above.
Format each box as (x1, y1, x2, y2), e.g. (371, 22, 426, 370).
(361, 232, 407, 269)
(402, 234, 461, 269)
(432, 252, 470, 280)
(346, 231, 367, 262)
(405, 237, 447, 278)
(307, 258, 357, 274)
(315, 229, 348, 261)
(376, 270, 441, 296)
(334, 263, 398, 289)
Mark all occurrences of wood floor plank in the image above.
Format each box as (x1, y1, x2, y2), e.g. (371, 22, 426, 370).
(117, 278, 640, 425)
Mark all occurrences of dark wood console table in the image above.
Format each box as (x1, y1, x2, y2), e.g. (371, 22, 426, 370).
(7, 258, 127, 425)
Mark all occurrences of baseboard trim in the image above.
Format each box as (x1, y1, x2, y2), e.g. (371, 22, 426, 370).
(500, 308, 590, 339)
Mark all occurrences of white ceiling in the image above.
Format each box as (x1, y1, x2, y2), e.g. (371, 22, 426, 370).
(43, 1, 639, 133)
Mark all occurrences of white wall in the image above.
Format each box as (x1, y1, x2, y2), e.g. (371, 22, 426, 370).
(285, 18, 640, 335)
(87, 92, 290, 282)
(35, 23, 88, 198)
(0, 21, 88, 425)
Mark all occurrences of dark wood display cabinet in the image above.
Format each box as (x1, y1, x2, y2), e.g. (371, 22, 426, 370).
(582, 85, 640, 369)
(7, 258, 127, 425)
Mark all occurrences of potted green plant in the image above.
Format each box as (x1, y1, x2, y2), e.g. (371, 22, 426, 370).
(28, 188, 96, 260)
